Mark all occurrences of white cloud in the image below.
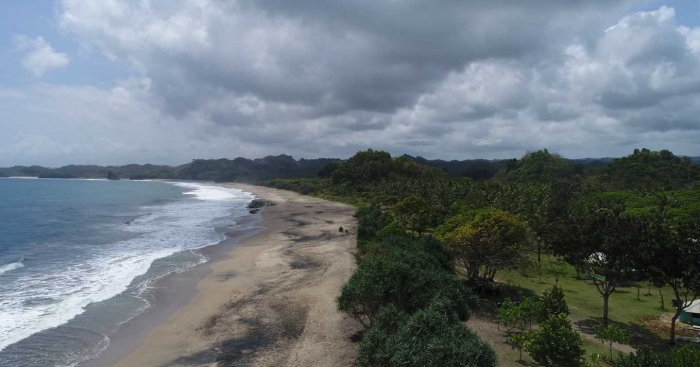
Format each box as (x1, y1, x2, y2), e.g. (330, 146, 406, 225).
(14, 36, 70, 77)
(4, 3, 700, 166)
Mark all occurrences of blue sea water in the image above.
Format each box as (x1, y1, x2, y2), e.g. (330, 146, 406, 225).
(0, 178, 254, 366)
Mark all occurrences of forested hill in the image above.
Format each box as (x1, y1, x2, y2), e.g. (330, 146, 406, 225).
(0, 155, 339, 181)
(1, 150, 698, 185)
(401, 155, 619, 180)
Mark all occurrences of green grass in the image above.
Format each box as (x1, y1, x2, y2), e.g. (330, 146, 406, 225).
(499, 255, 675, 325)
(498, 254, 677, 352)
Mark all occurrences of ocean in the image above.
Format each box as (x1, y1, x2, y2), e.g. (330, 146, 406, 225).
(0, 178, 254, 366)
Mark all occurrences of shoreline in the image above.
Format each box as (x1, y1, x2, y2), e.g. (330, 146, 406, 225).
(82, 213, 265, 367)
(88, 183, 360, 367)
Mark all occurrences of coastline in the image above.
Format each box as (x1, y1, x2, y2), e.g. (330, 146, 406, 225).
(88, 183, 360, 367)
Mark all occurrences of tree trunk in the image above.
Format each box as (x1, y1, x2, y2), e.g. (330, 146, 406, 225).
(637, 286, 640, 301)
(537, 240, 541, 267)
(659, 289, 665, 310)
(670, 311, 680, 345)
(603, 293, 610, 327)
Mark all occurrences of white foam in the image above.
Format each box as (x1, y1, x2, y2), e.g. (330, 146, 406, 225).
(0, 182, 254, 352)
(0, 259, 24, 275)
(170, 182, 248, 201)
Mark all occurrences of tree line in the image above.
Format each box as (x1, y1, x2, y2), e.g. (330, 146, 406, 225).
(259, 148, 700, 366)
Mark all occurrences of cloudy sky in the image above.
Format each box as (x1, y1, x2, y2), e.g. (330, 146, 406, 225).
(2, 0, 700, 166)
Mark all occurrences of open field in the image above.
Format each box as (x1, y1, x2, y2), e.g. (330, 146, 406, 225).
(498, 255, 682, 352)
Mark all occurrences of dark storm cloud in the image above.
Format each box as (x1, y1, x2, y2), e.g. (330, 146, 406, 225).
(60, 0, 635, 118)
(2, 0, 693, 166)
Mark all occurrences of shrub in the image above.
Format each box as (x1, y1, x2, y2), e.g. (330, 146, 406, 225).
(616, 345, 700, 367)
(497, 298, 524, 332)
(539, 285, 569, 322)
(337, 247, 473, 327)
(527, 313, 584, 367)
(594, 324, 630, 362)
(507, 332, 533, 362)
(356, 205, 393, 242)
(379, 235, 454, 272)
(519, 296, 541, 331)
(357, 301, 497, 367)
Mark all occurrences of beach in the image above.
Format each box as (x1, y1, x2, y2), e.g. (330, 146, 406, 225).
(89, 184, 359, 367)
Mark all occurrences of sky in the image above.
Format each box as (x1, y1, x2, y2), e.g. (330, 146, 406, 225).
(2, 1, 700, 166)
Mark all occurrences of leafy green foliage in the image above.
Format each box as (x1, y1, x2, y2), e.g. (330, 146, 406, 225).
(437, 208, 532, 281)
(527, 313, 585, 367)
(641, 218, 700, 343)
(594, 325, 630, 361)
(317, 161, 341, 178)
(331, 149, 424, 186)
(356, 300, 497, 367)
(598, 149, 700, 190)
(552, 201, 645, 326)
(337, 236, 472, 328)
(540, 285, 569, 322)
(616, 345, 700, 367)
(504, 149, 582, 184)
(507, 332, 533, 362)
(519, 296, 541, 330)
(497, 298, 525, 332)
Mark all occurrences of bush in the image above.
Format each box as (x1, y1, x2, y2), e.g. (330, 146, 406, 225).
(356, 205, 394, 242)
(616, 345, 700, 367)
(527, 313, 584, 367)
(594, 324, 630, 362)
(337, 246, 473, 327)
(357, 301, 497, 367)
(540, 285, 569, 322)
(378, 235, 454, 272)
(497, 298, 524, 332)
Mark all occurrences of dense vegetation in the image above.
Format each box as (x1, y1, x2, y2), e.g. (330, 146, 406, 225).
(6, 147, 700, 365)
(258, 148, 700, 367)
(0, 155, 338, 181)
(340, 204, 496, 366)
(6, 149, 691, 182)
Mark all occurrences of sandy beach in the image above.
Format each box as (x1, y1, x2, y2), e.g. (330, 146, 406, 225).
(96, 184, 359, 367)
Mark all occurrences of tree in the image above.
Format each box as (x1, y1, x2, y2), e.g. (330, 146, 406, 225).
(331, 149, 424, 186)
(317, 161, 340, 178)
(527, 313, 585, 367)
(594, 324, 630, 362)
(520, 296, 541, 331)
(392, 195, 430, 234)
(507, 332, 533, 362)
(437, 209, 533, 282)
(643, 218, 700, 344)
(564, 202, 642, 326)
(497, 298, 524, 332)
(600, 149, 700, 190)
(505, 149, 580, 184)
(106, 170, 119, 180)
(357, 301, 497, 367)
(337, 244, 472, 328)
(539, 285, 569, 322)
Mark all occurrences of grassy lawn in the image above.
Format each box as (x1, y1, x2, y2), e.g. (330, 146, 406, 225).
(498, 254, 677, 351)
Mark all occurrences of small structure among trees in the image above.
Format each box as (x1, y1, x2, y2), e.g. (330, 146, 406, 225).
(679, 299, 700, 327)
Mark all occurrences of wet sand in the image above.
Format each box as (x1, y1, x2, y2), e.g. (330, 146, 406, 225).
(92, 184, 359, 367)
